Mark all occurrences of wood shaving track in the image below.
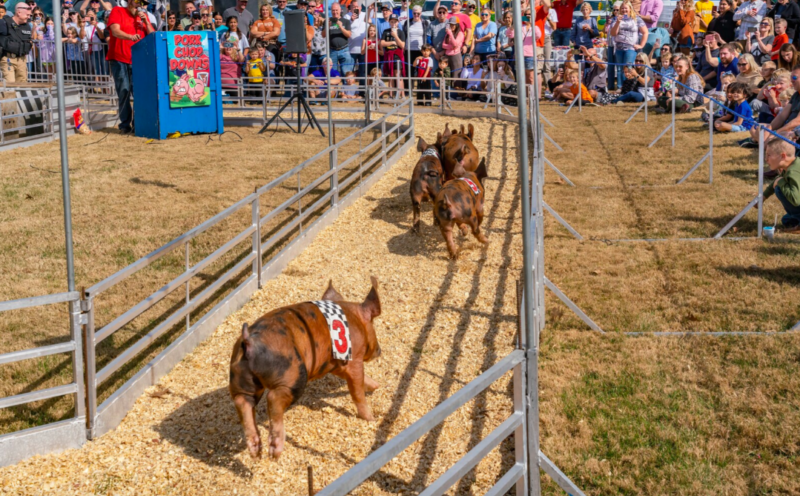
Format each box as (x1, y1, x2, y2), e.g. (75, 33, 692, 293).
(0, 114, 525, 495)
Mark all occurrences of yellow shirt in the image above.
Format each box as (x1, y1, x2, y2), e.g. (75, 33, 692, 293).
(248, 57, 264, 83)
(695, 0, 714, 33)
(468, 13, 481, 37)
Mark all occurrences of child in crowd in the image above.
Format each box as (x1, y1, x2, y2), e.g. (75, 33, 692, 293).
(341, 71, 360, 99)
(369, 67, 390, 99)
(713, 82, 754, 133)
(702, 72, 736, 120)
(64, 26, 84, 78)
(413, 44, 434, 106)
(556, 69, 593, 105)
(658, 53, 676, 80)
(762, 138, 800, 233)
(761, 61, 776, 85)
(434, 57, 451, 101)
(246, 44, 270, 98)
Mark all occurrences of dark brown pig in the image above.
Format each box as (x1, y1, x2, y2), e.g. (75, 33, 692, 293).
(229, 277, 382, 460)
(436, 123, 481, 181)
(410, 137, 444, 232)
(434, 158, 488, 259)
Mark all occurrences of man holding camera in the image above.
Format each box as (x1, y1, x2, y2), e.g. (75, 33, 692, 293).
(106, 0, 154, 134)
(0, 2, 33, 83)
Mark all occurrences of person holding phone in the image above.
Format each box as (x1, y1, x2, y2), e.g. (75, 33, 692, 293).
(610, 0, 648, 90)
(707, 0, 737, 42)
(670, 0, 696, 54)
(766, 0, 800, 44)
(734, 0, 766, 41)
(694, 0, 714, 35)
(747, 17, 774, 65)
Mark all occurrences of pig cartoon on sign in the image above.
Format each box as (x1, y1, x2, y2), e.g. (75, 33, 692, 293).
(170, 73, 206, 103)
(229, 277, 383, 460)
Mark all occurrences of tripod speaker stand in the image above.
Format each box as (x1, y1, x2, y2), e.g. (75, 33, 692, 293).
(258, 10, 324, 136)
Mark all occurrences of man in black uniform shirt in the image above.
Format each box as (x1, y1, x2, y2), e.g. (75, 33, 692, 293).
(0, 2, 33, 83)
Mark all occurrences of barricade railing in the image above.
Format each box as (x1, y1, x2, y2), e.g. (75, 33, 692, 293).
(0, 85, 88, 148)
(0, 291, 86, 467)
(80, 99, 414, 439)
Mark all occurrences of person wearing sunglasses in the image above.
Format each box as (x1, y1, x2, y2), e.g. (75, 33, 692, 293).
(77, 0, 112, 16)
(433, 0, 473, 56)
(404, 5, 428, 74)
(464, 0, 480, 38)
(605, 1, 621, 90)
(471, 7, 496, 61)
(165, 10, 179, 30)
(746, 17, 774, 65)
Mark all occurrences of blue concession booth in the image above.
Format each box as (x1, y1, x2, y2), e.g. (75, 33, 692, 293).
(131, 32, 224, 139)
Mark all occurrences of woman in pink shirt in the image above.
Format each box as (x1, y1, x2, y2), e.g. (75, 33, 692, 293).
(442, 17, 465, 77)
(507, 15, 541, 87)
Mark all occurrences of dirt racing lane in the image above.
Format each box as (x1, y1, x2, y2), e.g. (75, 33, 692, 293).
(0, 114, 527, 495)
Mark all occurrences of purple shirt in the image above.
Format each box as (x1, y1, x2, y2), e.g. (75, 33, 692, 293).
(638, 0, 663, 28)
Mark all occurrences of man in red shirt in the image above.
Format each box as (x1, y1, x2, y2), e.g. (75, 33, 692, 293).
(552, 0, 583, 47)
(106, 0, 154, 134)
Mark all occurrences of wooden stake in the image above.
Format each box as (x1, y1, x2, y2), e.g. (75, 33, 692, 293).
(308, 465, 314, 496)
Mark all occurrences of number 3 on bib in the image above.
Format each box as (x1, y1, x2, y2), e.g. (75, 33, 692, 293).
(332, 319, 349, 354)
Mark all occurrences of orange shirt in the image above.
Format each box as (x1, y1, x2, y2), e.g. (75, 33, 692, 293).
(567, 82, 593, 102)
(773, 33, 789, 60)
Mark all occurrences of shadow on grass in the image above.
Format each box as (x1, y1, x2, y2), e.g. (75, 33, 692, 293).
(717, 265, 800, 285)
(721, 169, 759, 182)
(673, 214, 760, 233)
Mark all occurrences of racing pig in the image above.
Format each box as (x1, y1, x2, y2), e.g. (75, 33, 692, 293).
(229, 277, 382, 460)
(436, 123, 481, 181)
(434, 158, 488, 259)
(410, 137, 444, 232)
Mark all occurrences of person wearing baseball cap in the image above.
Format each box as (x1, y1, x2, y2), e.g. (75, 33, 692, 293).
(381, 13, 406, 95)
(373, 2, 392, 38)
(105, 0, 154, 134)
(433, 0, 473, 56)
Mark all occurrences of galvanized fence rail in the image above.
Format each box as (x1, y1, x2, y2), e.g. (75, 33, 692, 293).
(81, 99, 413, 439)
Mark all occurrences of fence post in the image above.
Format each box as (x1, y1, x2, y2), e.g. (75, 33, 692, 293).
(671, 78, 676, 147)
(251, 192, 262, 288)
(331, 146, 339, 206)
(70, 298, 86, 419)
(578, 58, 582, 113)
(83, 295, 96, 438)
(644, 67, 648, 122)
(757, 127, 764, 237)
(185, 242, 190, 331)
(709, 100, 714, 183)
(381, 119, 387, 167)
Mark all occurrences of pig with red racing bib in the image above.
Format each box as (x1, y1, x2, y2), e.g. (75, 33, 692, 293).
(410, 137, 444, 232)
(229, 277, 382, 460)
(436, 123, 481, 181)
(434, 158, 489, 259)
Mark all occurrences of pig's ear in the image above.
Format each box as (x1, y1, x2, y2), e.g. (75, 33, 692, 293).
(467, 123, 474, 141)
(459, 124, 465, 136)
(361, 276, 381, 320)
(240, 323, 250, 356)
(475, 157, 488, 184)
(321, 279, 345, 302)
(417, 136, 428, 152)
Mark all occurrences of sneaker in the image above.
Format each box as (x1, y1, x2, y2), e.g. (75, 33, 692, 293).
(739, 138, 758, 149)
(616, 100, 626, 105)
(654, 108, 668, 114)
(679, 103, 691, 114)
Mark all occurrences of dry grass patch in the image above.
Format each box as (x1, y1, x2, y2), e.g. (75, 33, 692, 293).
(0, 123, 386, 434)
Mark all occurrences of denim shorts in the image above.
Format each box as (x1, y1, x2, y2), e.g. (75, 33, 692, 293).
(731, 125, 747, 133)
(524, 56, 535, 71)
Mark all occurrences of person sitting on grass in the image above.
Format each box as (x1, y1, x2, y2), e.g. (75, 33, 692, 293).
(763, 137, 800, 233)
(555, 69, 593, 105)
(656, 56, 705, 113)
(580, 46, 608, 100)
(713, 82, 754, 133)
(340, 71, 359, 99)
(745, 65, 800, 146)
(741, 68, 790, 149)
(612, 58, 654, 104)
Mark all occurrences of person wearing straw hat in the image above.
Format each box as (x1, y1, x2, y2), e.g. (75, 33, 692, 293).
(763, 137, 800, 233)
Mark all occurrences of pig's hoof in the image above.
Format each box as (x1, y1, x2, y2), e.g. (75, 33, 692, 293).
(358, 411, 376, 422)
(247, 437, 262, 459)
(268, 440, 284, 460)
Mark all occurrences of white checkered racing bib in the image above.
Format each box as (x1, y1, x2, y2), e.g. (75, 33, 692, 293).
(459, 177, 481, 195)
(421, 147, 439, 158)
(311, 300, 352, 361)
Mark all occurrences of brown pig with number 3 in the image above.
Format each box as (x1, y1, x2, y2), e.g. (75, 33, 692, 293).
(229, 277, 382, 460)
